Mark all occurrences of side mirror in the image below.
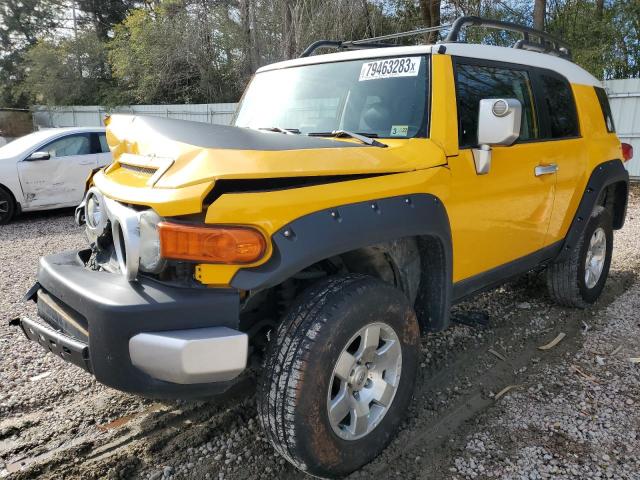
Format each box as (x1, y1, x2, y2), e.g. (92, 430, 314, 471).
(26, 151, 51, 161)
(472, 98, 522, 175)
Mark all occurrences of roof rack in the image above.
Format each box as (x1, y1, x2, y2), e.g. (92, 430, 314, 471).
(300, 15, 571, 60)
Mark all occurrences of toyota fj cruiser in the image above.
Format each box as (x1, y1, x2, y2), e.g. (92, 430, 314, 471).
(12, 16, 633, 478)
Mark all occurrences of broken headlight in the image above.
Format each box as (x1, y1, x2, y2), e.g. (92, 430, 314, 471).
(139, 209, 166, 273)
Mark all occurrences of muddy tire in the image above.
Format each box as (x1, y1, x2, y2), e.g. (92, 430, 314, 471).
(546, 206, 613, 308)
(0, 187, 15, 225)
(257, 274, 420, 478)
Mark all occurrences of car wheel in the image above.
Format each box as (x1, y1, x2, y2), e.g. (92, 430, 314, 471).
(258, 274, 420, 478)
(546, 206, 613, 307)
(0, 187, 15, 225)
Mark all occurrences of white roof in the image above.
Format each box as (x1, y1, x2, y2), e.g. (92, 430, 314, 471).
(257, 43, 601, 87)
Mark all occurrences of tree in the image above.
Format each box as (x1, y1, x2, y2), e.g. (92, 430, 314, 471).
(0, 0, 63, 107)
(533, 0, 546, 30)
(419, 0, 441, 43)
(76, 0, 137, 39)
(22, 32, 112, 105)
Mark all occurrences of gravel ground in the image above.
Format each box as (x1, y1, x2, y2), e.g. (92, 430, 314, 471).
(0, 186, 639, 480)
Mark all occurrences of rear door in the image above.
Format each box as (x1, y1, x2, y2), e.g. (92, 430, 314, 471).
(448, 59, 558, 283)
(17, 132, 97, 208)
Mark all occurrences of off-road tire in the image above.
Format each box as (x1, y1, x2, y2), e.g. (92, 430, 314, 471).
(0, 187, 15, 225)
(546, 206, 613, 308)
(257, 274, 420, 479)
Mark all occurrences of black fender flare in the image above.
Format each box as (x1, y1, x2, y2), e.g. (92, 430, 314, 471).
(231, 194, 453, 331)
(556, 159, 629, 263)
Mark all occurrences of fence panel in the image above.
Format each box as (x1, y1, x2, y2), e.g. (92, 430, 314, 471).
(32, 103, 238, 130)
(605, 79, 640, 179)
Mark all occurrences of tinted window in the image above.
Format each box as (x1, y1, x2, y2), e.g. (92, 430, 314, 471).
(98, 133, 110, 153)
(42, 134, 92, 157)
(539, 74, 579, 138)
(456, 63, 540, 147)
(594, 87, 615, 133)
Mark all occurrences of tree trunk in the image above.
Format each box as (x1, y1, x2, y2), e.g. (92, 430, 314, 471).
(240, 0, 260, 73)
(282, 0, 295, 59)
(533, 0, 546, 31)
(596, 0, 604, 20)
(420, 1, 441, 43)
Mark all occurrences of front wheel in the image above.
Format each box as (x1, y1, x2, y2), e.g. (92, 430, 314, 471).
(258, 274, 420, 478)
(0, 187, 15, 225)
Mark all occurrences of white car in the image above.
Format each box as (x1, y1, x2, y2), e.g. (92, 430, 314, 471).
(0, 127, 111, 224)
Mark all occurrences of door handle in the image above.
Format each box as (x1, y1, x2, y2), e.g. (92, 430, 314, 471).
(535, 164, 558, 176)
(79, 161, 94, 165)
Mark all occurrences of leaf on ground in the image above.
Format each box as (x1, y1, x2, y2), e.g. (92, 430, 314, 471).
(538, 332, 566, 351)
(488, 348, 507, 362)
(29, 371, 51, 382)
(570, 364, 596, 381)
(494, 384, 519, 400)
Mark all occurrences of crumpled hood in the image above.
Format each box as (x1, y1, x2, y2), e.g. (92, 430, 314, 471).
(103, 114, 445, 189)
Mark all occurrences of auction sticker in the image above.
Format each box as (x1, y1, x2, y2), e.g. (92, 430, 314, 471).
(359, 57, 421, 81)
(390, 125, 409, 136)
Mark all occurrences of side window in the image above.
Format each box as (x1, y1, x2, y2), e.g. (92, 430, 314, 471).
(98, 133, 110, 153)
(456, 63, 540, 147)
(539, 74, 579, 139)
(594, 87, 615, 133)
(42, 134, 92, 158)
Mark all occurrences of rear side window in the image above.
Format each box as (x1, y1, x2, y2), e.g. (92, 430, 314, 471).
(594, 87, 615, 133)
(539, 74, 579, 139)
(456, 63, 540, 147)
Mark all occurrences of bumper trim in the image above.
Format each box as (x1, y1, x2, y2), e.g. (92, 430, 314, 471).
(129, 327, 248, 384)
(17, 317, 92, 372)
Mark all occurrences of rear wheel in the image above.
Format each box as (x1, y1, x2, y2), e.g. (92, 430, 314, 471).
(546, 206, 613, 307)
(258, 274, 420, 478)
(0, 187, 15, 225)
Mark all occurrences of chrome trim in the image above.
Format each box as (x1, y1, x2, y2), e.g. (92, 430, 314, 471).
(82, 190, 145, 281)
(534, 164, 558, 176)
(477, 98, 522, 146)
(129, 327, 248, 384)
(472, 144, 492, 175)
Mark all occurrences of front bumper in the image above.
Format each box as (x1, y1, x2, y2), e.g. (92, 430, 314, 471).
(15, 249, 246, 399)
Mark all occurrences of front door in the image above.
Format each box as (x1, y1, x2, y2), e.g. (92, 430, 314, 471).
(17, 133, 98, 209)
(448, 59, 557, 283)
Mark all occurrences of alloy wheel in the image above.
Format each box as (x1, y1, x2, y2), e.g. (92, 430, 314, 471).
(327, 322, 402, 440)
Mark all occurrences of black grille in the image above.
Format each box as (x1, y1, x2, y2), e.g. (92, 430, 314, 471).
(120, 163, 157, 175)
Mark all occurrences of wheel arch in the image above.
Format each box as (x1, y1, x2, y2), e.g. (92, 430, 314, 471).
(0, 182, 19, 213)
(556, 159, 629, 263)
(232, 194, 453, 332)
(598, 180, 628, 230)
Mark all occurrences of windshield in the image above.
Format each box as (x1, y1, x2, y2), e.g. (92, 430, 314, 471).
(235, 55, 429, 139)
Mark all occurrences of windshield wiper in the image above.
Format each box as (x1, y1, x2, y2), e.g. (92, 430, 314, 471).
(307, 130, 387, 148)
(258, 127, 301, 135)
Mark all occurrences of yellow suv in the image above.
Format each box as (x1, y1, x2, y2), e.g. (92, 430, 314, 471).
(14, 16, 632, 478)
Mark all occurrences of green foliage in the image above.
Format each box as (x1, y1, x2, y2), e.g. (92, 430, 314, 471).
(546, 0, 640, 79)
(109, 3, 244, 104)
(22, 32, 113, 105)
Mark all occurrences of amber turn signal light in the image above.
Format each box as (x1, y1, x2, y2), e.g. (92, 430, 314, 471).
(158, 223, 267, 264)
